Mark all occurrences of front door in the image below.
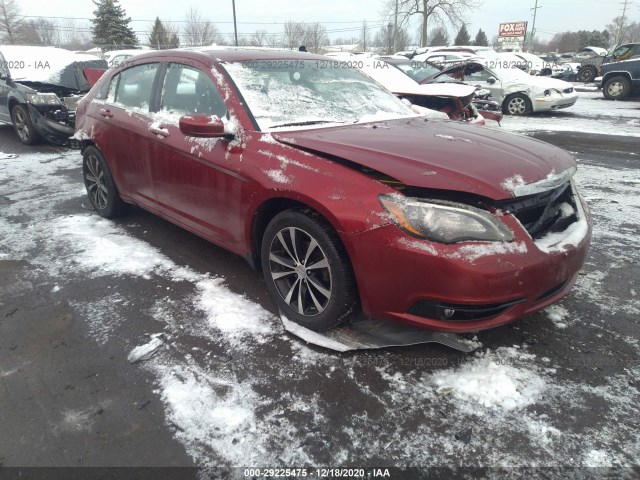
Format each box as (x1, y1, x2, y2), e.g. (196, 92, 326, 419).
(147, 61, 245, 250)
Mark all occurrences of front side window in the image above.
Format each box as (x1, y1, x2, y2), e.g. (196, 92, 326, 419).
(160, 64, 226, 117)
(110, 63, 159, 111)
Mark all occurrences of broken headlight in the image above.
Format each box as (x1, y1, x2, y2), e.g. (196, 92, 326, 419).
(379, 194, 514, 244)
(25, 93, 63, 106)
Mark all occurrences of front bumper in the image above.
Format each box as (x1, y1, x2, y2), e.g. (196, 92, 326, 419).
(27, 104, 75, 145)
(343, 192, 591, 333)
(531, 92, 578, 112)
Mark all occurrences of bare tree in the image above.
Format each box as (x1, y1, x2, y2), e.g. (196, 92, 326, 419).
(304, 22, 328, 53)
(164, 22, 180, 48)
(385, 0, 480, 48)
(251, 29, 268, 47)
(0, 0, 24, 44)
(283, 21, 305, 49)
(266, 33, 281, 48)
(375, 24, 410, 53)
(31, 18, 61, 46)
(183, 7, 221, 46)
(59, 18, 93, 50)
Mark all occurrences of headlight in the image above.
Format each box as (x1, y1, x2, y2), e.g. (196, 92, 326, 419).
(25, 93, 63, 106)
(379, 194, 514, 244)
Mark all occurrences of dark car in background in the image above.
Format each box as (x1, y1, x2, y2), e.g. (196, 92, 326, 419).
(597, 54, 640, 100)
(73, 48, 591, 333)
(578, 43, 640, 83)
(0, 45, 107, 145)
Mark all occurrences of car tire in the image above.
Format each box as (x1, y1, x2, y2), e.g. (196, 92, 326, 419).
(261, 209, 357, 332)
(603, 76, 631, 100)
(503, 93, 531, 115)
(82, 146, 127, 218)
(11, 104, 40, 145)
(578, 66, 597, 83)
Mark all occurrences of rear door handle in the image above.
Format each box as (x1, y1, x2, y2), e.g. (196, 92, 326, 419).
(149, 124, 169, 138)
(99, 108, 113, 118)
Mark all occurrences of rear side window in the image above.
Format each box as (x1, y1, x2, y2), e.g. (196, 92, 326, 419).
(160, 63, 227, 117)
(109, 63, 159, 111)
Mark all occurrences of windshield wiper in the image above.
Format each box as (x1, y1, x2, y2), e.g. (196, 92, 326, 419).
(269, 120, 344, 128)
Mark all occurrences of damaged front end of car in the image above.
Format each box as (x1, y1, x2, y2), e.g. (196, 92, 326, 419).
(20, 84, 86, 145)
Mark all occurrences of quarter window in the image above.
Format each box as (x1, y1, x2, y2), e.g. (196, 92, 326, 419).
(160, 64, 226, 117)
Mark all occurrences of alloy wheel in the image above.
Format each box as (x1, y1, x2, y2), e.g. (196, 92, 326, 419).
(268, 226, 332, 316)
(13, 109, 30, 142)
(508, 97, 527, 115)
(84, 154, 108, 210)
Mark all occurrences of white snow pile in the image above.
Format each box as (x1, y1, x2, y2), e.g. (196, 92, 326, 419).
(501, 174, 526, 194)
(431, 347, 546, 412)
(265, 169, 292, 184)
(128, 333, 166, 363)
(545, 304, 569, 329)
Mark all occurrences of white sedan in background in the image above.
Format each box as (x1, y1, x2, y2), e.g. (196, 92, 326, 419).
(462, 65, 578, 115)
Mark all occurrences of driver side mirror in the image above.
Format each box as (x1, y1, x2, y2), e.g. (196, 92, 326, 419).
(487, 77, 497, 85)
(179, 114, 226, 138)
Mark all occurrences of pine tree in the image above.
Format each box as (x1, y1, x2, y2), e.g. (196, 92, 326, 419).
(92, 0, 138, 49)
(454, 24, 471, 46)
(168, 33, 180, 48)
(148, 17, 169, 49)
(473, 28, 488, 46)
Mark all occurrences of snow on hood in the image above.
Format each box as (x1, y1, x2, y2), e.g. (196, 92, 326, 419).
(495, 68, 574, 91)
(0, 45, 101, 85)
(271, 117, 576, 199)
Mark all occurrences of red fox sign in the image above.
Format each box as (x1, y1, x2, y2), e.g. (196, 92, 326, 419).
(499, 21, 528, 37)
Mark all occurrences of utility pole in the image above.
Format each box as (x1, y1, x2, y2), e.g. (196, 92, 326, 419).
(616, 0, 629, 45)
(528, 0, 541, 53)
(393, 0, 398, 52)
(232, 0, 238, 46)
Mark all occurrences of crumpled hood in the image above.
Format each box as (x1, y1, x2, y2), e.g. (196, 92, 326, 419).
(271, 117, 576, 200)
(392, 82, 478, 99)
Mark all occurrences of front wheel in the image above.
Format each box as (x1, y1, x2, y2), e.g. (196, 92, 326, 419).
(11, 104, 40, 145)
(82, 146, 127, 218)
(503, 93, 531, 115)
(603, 76, 631, 100)
(261, 209, 357, 331)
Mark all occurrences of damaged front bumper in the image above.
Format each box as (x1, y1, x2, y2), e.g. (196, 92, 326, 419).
(26, 100, 78, 146)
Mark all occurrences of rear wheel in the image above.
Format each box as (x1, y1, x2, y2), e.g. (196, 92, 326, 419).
(578, 65, 597, 83)
(11, 104, 40, 145)
(503, 93, 531, 115)
(603, 76, 631, 100)
(261, 209, 357, 332)
(82, 146, 127, 218)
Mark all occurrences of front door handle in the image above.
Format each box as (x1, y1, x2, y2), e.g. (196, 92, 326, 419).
(149, 124, 169, 138)
(99, 108, 113, 118)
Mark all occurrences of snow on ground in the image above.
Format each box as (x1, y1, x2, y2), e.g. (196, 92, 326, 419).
(501, 91, 640, 137)
(1, 137, 639, 468)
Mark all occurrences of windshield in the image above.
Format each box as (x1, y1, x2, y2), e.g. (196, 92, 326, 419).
(393, 62, 441, 82)
(223, 60, 414, 131)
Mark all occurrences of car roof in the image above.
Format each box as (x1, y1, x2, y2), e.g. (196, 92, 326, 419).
(122, 47, 328, 64)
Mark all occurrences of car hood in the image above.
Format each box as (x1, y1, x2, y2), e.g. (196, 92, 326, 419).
(423, 61, 487, 82)
(501, 73, 574, 91)
(271, 117, 576, 200)
(392, 82, 478, 99)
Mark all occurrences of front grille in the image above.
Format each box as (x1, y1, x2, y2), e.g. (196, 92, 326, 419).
(498, 181, 577, 239)
(409, 299, 525, 322)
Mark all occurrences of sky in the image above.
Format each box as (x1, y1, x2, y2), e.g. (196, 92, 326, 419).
(20, 0, 638, 45)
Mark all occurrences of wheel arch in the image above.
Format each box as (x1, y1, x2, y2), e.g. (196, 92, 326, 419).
(502, 92, 531, 114)
(602, 70, 632, 84)
(248, 195, 349, 272)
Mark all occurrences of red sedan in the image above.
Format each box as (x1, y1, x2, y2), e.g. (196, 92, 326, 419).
(73, 48, 591, 333)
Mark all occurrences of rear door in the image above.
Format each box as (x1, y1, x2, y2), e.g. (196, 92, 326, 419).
(91, 62, 161, 206)
(146, 61, 245, 249)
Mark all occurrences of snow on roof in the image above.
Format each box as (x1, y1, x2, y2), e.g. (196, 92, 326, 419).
(0, 45, 98, 83)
